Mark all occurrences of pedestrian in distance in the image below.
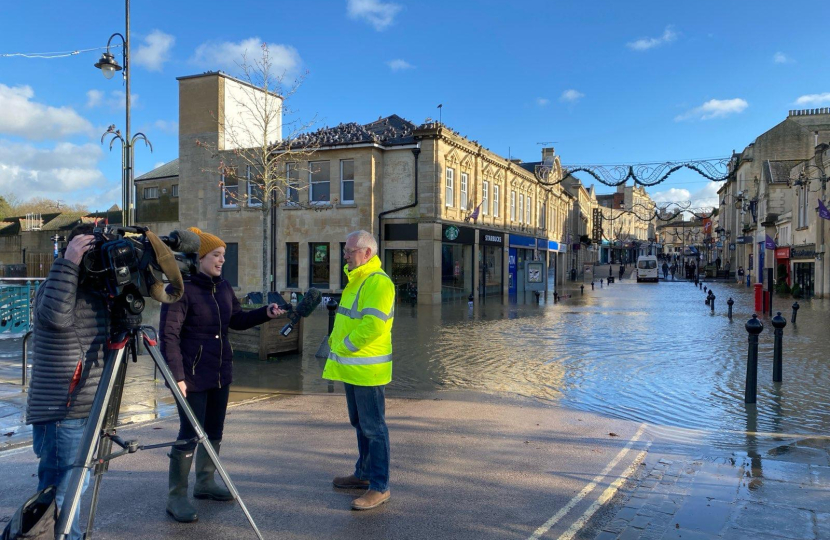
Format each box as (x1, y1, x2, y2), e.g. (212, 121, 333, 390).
(661, 261, 669, 280)
(25, 224, 108, 540)
(325, 230, 396, 510)
(619, 264, 624, 280)
(160, 227, 286, 523)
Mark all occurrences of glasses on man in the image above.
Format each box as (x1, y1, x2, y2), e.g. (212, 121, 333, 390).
(344, 247, 365, 256)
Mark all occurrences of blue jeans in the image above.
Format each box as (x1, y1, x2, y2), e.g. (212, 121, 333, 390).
(32, 418, 91, 540)
(344, 383, 389, 492)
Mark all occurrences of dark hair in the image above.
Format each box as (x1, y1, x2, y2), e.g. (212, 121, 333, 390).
(67, 222, 96, 242)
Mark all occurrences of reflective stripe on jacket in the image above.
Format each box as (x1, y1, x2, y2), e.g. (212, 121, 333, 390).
(322, 256, 395, 386)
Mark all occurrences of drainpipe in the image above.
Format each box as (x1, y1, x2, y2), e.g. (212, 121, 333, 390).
(378, 146, 421, 257)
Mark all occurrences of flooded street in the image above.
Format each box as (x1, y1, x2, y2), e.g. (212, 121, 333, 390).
(257, 277, 830, 450)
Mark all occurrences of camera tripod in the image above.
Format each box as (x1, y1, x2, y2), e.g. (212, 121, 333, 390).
(55, 292, 263, 540)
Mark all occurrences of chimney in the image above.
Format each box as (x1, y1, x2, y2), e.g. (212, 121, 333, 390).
(541, 147, 555, 162)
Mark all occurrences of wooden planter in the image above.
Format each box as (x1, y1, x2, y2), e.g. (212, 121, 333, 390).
(228, 315, 303, 360)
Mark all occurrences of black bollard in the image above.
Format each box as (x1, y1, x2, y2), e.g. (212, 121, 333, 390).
(772, 312, 786, 383)
(553, 291, 559, 303)
(534, 291, 541, 304)
(580, 284, 584, 295)
(727, 297, 734, 320)
(709, 291, 715, 314)
(591, 281, 595, 290)
(791, 302, 799, 324)
(745, 314, 764, 404)
(326, 298, 338, 335)
(600, 279, 603, 288)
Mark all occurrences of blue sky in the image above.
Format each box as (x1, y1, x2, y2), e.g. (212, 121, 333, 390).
(1, 0, 828, 211)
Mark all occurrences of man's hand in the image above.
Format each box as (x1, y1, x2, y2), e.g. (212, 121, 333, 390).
(266, 303, 286, 319)
(64, 235, 95, 266)
(177, 380, 187, 397)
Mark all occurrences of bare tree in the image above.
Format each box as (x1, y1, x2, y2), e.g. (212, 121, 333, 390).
(0, 194, 87, 217)
(198, 43, 318, 297)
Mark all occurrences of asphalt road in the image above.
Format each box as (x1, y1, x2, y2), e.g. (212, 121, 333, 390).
(0, 391, 645, 540)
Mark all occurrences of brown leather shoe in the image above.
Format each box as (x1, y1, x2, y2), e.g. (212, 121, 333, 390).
(351, 489, 390, 510)
(333, 474, 370, 489)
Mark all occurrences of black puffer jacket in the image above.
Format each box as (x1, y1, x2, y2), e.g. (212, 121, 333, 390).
(160, 273, 270, 392)
(26, 259, 110, 425)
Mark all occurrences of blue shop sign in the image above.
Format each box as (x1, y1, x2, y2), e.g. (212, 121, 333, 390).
(548, 240, 559, 252)
(509, 234, 536, 248)
(537, 238, 547, 250)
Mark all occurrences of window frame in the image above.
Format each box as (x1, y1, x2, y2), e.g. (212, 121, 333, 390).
(286, 162, 300, 205)
(493, 184, 500, 217)
(171, 184, 179, 198)
(526, 195, 531, 226)
(340, 159, 355, 204)
(309, 242, 330, 289)
(510, 190, 516, 221)
(221, 168, 239, 209)
(246, 165, 263, 207)
(445, 167, 455, 207)
(460, 172, 468, 211)
(518, 193, 524, 224)
(286, 242, 299, 288)
(482, 181, 489, 216)
(309, 160, 331, 205)
(143, 186, 159, 200)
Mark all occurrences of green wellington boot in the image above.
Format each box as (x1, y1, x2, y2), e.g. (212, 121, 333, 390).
(166, 447, 198, 522)
(193, 440, 234, 501)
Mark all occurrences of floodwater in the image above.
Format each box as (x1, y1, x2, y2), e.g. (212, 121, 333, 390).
(2, 275, 828, 451)
(250, 275, 830, 450)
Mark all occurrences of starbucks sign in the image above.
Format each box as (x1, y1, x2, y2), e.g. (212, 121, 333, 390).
(445, 225, 459, 241)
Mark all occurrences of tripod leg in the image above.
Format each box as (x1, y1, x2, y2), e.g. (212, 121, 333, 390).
(55, 347, 128, 540)
(142, 330, 264, 540)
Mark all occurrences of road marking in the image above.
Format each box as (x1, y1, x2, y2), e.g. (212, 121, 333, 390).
(558, 447, 650, 540)
(528, 423, 648, 540)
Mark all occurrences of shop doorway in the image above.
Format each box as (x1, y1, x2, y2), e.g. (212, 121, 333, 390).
(385, 249, 418, 303)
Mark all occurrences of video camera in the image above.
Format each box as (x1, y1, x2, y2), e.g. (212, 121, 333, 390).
(78, 225, 199, 305)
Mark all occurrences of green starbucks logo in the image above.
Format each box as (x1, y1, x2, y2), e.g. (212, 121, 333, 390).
(445, 226, 459, 241)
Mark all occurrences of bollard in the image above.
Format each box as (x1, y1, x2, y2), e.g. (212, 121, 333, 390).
(326, 298, 338, 335)
(600, 279, 603, 288)
(791, 302, 799, 324)
(704, 286, 707, 293)
(22, 330, 33, 388)
(771, 312, 786, 383)
(534, 291, 541, 304)
(705, 296, 710, 306)
(580, 284, 584, 295)
(744, 314, 764, 404)
(709, 290, 715, 314)
(591, 281, 595, 290)
(727, 298, 734, 320)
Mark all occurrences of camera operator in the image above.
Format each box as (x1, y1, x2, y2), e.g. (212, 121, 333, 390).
(25, 223, 106, 540)
(160, 228, 285, 523)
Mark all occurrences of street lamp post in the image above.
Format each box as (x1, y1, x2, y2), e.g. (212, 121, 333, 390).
(94, 0, 151, 226)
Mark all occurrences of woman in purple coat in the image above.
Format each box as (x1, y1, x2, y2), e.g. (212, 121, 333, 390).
(160, 228, 285, 523)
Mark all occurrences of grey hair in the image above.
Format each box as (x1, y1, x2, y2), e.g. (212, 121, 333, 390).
(347, 230, 378, 257)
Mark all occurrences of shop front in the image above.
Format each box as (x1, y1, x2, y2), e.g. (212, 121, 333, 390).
(479, 230, 504, 297)
(548, 240, 560, 292)
(508, 234, 547, 298)
(775, 246, 791, 286)
(791, 244, 816, 297)
(383, 223, 418, 303)
(441, 224, 475, 301)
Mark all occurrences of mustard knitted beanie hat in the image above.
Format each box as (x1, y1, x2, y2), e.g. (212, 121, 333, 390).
(188, 227, 226, 258)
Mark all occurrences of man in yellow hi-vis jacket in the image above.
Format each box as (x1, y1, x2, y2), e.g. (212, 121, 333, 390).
(324, 230, 396, 510)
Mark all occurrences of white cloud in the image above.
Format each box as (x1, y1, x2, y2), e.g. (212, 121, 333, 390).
(560, 90, 584, 103)
(795, 93, 830, 106)
(347, 0, 402, 31)
(191, 37, 301, 75)
(650, 188, 691, 205)
(536, 98, 550, 106)
(153, 120, 178, 134)
(0, 84, 93, 140)
(0, 140, 106, 198)
(133, 30, 175, 72)
(627, 26, 677, 51)
(650, 183, 723, 214)
(675, 98, 748, 121)
(689, 182, 723, 210)
(86, 89, 104, 108)
(386, 59, 413, 71)
(773, 52, 794, 64)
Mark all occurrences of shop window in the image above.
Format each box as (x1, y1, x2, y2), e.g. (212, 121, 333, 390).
(386, 249, 418, 302)
(310, 161, 330, 204)
(247, 165, 263, 206)
(445, 167, 454, 207)
(341, 160, 355, 204)
(143, 186, 159, 199)
(460, 172, 468, 211)
(286, 162, 300, 205)
(286, 243, 299, 288)
(309, 243, 330, 288)
(221, 169, 238, 208)
(222, 242, 238, 287)
(482, 181, 489, 216)
(493, 185, 500, 217)
(340, 242, 348, 289)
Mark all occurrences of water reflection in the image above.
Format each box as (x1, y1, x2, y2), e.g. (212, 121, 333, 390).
(247, 278, 830, 449)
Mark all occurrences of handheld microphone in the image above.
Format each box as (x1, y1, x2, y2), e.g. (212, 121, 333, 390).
(280, 288, 322, 337)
